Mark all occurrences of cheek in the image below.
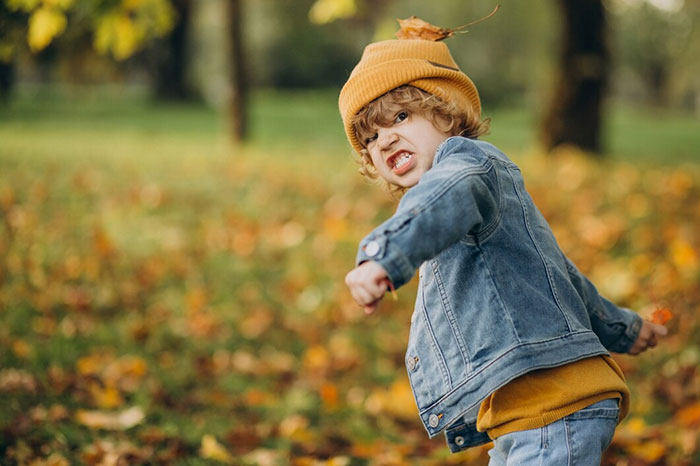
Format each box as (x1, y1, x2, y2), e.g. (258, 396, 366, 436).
(368, 151, 384, 171)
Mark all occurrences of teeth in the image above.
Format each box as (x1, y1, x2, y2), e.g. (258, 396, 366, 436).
(392, 153, 411, 169)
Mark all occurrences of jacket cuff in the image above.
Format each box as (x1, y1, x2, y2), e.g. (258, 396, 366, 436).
(356, 234, 416, 288)
(617, 309, 643, 352)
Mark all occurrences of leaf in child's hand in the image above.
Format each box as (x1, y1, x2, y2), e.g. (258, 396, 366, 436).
(651, 307, 673, 325)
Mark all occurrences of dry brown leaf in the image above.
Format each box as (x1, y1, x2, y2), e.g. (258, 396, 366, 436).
(396, 6, 500, 41)
(396, 16, 452, 41)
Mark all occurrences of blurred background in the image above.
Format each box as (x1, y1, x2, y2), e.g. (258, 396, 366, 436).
(1, 0, 699, 465)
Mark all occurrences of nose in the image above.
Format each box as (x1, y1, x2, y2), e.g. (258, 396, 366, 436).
(376, 127, 398, 151)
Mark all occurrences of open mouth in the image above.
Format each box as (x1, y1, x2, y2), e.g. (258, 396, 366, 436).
(387, 151, 414, 175)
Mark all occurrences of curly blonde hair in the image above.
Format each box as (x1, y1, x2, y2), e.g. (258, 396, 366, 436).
(351, 85, 490, 194)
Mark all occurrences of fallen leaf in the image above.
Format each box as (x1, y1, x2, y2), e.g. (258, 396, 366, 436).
(75, 406, 145, 430)
(200, 435, 233, 464)
(676, 401, 700, 427)
(627, 439, 667, 463)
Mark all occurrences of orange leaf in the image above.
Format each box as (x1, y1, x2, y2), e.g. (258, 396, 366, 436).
(320, 382, 339, 408)
(651, 307, 673, 325)
(396, 16, 452, 41)
(93, 225, 115, 257)
(676, 401, 700, 427)
(396, 7, 500, 42)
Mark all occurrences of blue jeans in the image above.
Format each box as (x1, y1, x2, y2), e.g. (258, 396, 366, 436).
(488, 398, 620, 466)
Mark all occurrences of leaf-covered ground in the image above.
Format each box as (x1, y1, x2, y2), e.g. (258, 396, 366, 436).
(1, 92, 699, 465)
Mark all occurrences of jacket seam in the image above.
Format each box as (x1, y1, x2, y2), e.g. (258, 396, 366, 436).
(430, 259, 473, 373)
(420, 286, 453, 390)
(419, 330, 595, 415)
(507, 164, 572, 332)
(407, 162, 493, 221)
(459, 158, 503, 245)
(479, 244, 522, 344)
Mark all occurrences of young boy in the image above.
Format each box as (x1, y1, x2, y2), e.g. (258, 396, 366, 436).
(339, 37, 668, 464)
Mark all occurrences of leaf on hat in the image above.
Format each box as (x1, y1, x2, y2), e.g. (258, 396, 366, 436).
(396, 6, 501, 42)
(395, 17, 453, 41)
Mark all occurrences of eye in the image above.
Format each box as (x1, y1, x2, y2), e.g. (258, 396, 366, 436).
(395, 111, 409, 123)
(365, 133, 378, 145)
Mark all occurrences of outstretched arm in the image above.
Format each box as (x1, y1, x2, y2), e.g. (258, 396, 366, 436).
(354, 141, 500, 290)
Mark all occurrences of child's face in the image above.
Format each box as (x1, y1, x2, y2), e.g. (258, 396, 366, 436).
(365, 111, 451, 188)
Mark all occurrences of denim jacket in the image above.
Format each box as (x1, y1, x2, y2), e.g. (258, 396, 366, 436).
(355, 137, 642, 452)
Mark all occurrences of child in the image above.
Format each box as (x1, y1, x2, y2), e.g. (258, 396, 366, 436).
(339, 36, 668, 464)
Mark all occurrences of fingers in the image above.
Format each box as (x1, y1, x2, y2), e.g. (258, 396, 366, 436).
(345, 262, 389, 310)
(629, 319, 668, 355)
(650, 322, 668, 337)
(364, 299, 381, 315)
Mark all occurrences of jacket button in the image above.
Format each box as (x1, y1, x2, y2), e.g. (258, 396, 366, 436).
(455, 436, 465, 446)
(407, 357, 417, 371)
(364, 240, 380, 257)
(428, 414, 440, 428)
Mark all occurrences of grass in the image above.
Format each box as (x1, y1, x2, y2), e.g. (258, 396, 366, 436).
(2, 84, 698, 164)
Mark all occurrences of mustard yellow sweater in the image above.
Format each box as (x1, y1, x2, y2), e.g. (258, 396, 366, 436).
(477, 355, 629, 439)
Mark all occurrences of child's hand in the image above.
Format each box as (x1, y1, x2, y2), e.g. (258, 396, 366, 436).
(628, 320, 668, 355)
(345, 261, 390, 315)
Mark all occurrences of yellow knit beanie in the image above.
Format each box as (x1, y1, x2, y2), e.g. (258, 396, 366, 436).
(338, 39, 481, 155)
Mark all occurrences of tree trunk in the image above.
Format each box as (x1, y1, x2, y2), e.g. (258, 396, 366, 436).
(226, 0, 248, 142)
(541, 0, 609, 154)
(153, 0, 194, 100)
(0, 61, 15, 104)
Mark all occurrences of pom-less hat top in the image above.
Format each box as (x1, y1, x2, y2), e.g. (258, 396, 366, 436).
(338, 39, 481, 155)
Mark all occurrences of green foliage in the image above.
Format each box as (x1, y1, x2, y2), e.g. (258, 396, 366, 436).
(1, 0, 175, 60)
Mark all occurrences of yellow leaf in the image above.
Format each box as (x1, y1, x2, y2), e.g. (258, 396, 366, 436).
(671, 240, 698, 271)
(11, 339, 32, 359)
(28, 7, 66, 52)
(279, 414, 313, 443)
(89, 383, 125, 409)
(625, 417, 649, 436)
(199, 435, 233, 464)
(303, 345, 330, 372)
(309, 0, 356, 24)
(77, 353, 111, 376)
(94, 13, 144, 60)
(627, 440, 667, 462)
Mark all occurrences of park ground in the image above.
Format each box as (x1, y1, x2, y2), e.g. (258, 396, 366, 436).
(1, 87, 699, 465)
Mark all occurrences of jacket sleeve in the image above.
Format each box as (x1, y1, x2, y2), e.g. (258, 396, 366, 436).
(355, 140, 500, 289)
(564, 256, 642, 353)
